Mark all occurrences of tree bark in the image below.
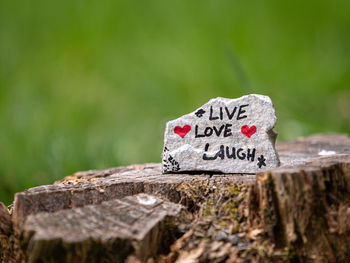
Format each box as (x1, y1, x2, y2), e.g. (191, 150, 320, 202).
(0, 202, 15, 263)
(249, 135, 350, 262)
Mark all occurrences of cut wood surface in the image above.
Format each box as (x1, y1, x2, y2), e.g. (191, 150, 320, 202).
(21, 194, 189, 263)
(13, 165, 256, 229)
(13, 134, 350, 228)
(1, 134, 349, 262)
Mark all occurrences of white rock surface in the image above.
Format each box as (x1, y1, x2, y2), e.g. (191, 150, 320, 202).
(162, 94, 280, 173)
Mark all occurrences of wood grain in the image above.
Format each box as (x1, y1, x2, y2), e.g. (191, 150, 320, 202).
(20, 194, 189, 263)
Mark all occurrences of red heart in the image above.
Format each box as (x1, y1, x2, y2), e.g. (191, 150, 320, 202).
(241, 125, 256, 138)
(174, 125, 191, 138)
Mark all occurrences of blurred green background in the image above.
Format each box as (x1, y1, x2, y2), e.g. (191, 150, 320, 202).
(0, 0, 349, 204)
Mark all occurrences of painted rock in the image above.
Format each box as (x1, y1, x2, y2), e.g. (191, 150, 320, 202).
(162, 94, 280, 173)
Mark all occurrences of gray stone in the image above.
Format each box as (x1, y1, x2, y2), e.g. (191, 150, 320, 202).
(228, 234, 240, 245)
(237, 241, 249, 251)
(217, 231, 228, 241)
(162, 94, 280, 173)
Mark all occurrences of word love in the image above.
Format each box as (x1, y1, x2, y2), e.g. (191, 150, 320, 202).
(195, 124, 257, 138)
(162, 95, 280, 173)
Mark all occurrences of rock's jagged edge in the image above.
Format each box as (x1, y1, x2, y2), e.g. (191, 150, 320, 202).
(0, 134, 349, 262)
(162, 94, 280, 174)
(168, 94, 277, 130)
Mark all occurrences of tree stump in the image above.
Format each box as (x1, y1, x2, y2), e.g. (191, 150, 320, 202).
(0, 134, 349, 262)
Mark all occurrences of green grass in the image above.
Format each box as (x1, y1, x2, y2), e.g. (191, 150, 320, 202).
(0, 0, 349, 204)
